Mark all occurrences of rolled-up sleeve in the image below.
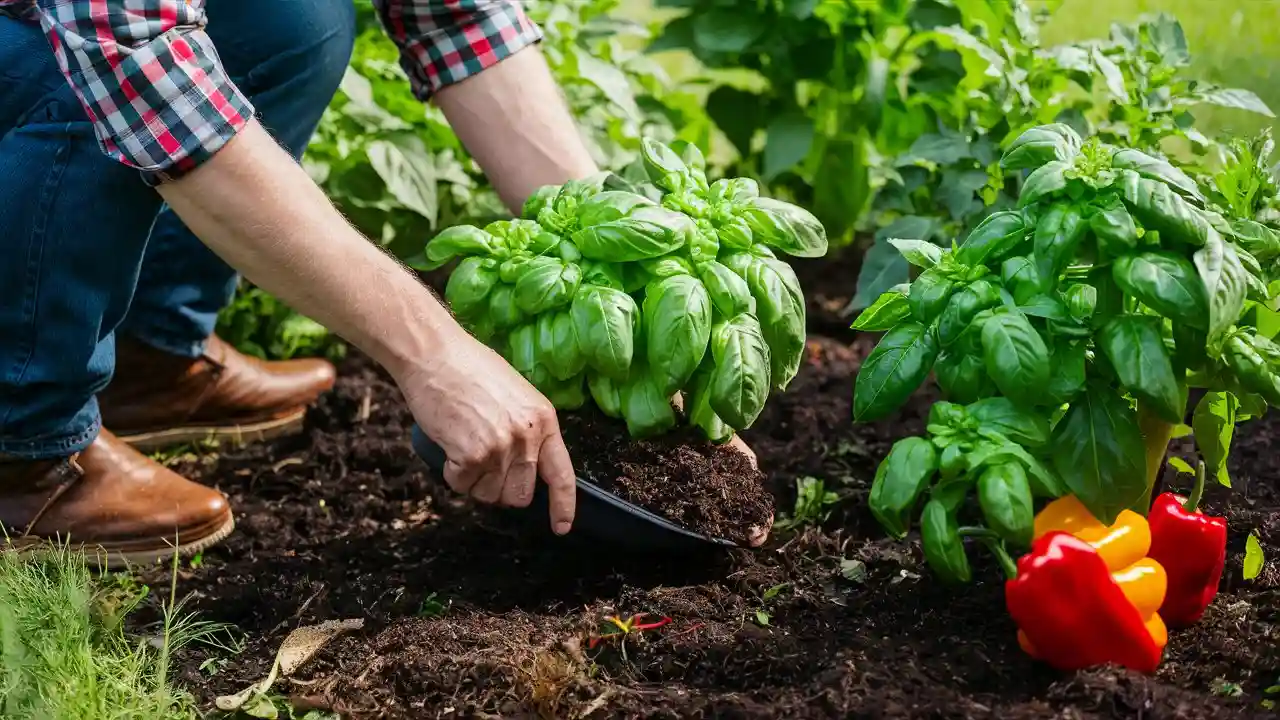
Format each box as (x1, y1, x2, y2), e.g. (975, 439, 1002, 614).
(375, 0, 543, 101)
(35, 0, 255, 185)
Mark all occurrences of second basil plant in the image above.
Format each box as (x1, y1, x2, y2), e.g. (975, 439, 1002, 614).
(425, 139, 828, 440)
(854, 122, 1280, 580)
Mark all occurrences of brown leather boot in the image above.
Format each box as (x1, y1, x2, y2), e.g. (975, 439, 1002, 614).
(100, 335, 336, 451)
(0, 430, 234, 568)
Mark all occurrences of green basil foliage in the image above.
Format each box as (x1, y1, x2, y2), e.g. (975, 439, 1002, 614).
(427, 139, 827, 440)
(854, 122, 1280, 581)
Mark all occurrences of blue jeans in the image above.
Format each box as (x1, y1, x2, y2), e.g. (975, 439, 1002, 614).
(0, 0, 355, 459)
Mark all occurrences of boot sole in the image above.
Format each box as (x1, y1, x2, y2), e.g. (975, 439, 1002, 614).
(116, 410, 307, 453)
(8, 512, 236, 571)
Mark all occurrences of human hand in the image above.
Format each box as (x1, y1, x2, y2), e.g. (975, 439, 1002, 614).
(397, 330, 575, 534)
(728, 435, 772, 547)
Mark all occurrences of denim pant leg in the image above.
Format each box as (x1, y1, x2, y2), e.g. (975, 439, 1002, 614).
(121, 0, 357, 357)
(0, 19, 165, 458)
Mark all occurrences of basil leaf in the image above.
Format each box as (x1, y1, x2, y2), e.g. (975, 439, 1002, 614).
(934, 351, 996, 404)
(1001, 124, 1082, 171)
(1113, 252, 1209, 328)
(963, 442, 1064, 498)
(1118, 170, 1213, 247)
(1111, 148, 1205, 205)
(745, 258, 808, 390)
(444, 257, 500, 319)
(571, 285, 639, 381)
(1017, 293, 1071, 322)
(1090, 196, 1141, 257)
(588, 373, 623, 419)
(854, 321, 939, 422)
(853, 290, 911, 331)
(708, 314, 772, 429)
(1192, 390, 1238, 488)
(1000, 255, 1042, 305)
(888, 238, 943, 268)
(424, 225, 499, 270)
(741, 197, 829, 258)
(868, 437, 938, 539)
(620, 368, 678, 438)
(966, 397, 1050, 447)
(640, 138, 691, 193)
(908, 268, 956, 324)
(920, 500, 971, 584)
(955, 211, 1030, 266)
(977, 462, 1035, 547)
(643, 275, 713, 397)
(979, 310, 1051, 408)
(1045, 340, 1087, 405)
(1018, 160, 1071, 207)
(1098, 315, 1185, 424)
(1193, 229, 1249, 344)
(1050, 384, 1148, 525)
(1033, 202, 1089, 290)
(937, 280, 1001, 347)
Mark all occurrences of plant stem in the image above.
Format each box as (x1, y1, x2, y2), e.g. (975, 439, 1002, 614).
(1183, 461, 1207, 513)
(1135, 402, 1176, 515)
(958, 527, 1018, 580)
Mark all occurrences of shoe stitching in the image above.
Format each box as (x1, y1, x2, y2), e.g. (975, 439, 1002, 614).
(21, 455, 84, 538)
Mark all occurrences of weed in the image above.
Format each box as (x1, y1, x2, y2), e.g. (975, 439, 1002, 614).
(417, 592, 450, 618)
(0, 545, 231, 719)
(775, 477, 840, 531)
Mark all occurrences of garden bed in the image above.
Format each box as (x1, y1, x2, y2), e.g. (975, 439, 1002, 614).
(160, 327, 1280, 719)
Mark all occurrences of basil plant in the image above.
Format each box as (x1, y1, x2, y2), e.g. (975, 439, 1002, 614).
(852, 122, 1280, 581)
(424, 139, 828, 440)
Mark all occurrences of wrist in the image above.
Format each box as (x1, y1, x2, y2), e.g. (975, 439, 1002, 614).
(371, 290, 474, 384)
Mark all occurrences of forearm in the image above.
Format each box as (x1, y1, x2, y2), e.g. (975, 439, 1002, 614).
(435, 45, 598, 212)
(157, 120, 461, 379)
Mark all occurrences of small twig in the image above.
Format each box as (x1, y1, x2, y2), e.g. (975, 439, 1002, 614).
(270, 582, 327, 636)
(356, 387, 372, 424)
(271, 457, 304, 473)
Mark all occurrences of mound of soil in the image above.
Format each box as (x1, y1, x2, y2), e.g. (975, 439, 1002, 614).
(559, 409, 772, 545)
(155, 334, 1280, 719)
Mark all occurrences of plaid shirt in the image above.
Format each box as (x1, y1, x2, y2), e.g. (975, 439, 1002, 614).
(0, 0, 541, 184)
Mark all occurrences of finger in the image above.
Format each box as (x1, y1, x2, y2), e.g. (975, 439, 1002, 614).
(470, 468, 507, 505)
(746, 514, 773, 548)
(500, 434, 538, 508)
(729, 434, 758, 469)
(537, 431, 576, 534)
(443, 457, 483, 497)
(500, 416, 539, 508)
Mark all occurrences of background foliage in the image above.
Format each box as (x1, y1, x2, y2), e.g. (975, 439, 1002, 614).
(217, 0, 1279, 359)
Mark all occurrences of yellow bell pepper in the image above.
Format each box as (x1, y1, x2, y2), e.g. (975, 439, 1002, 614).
(1017, 495, 1168, 659)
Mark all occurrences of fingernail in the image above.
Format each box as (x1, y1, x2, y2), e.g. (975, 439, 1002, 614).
(555, 521, 572, 535)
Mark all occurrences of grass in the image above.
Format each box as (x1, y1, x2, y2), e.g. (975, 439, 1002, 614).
(0, 546, 231, 720)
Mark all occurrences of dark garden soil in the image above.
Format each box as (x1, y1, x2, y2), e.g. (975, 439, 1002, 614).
(163, 263, 1280, 719)
(557, 410, 773, 546)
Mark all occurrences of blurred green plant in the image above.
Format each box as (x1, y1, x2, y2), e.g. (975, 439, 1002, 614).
(220, 0, 711, 359)
(643, 2, 1273, 307)
(306, 0, 709, 261)
(215, 285, 345, 361)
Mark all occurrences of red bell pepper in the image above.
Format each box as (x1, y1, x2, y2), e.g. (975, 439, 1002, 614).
(1147, 462, 1227, 627)
(1005, 531, 1163, 674)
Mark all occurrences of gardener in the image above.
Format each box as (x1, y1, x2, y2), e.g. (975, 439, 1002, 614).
(0, 0, 759, 563)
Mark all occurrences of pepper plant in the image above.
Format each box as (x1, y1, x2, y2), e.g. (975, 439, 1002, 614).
(424, 140, 827, 440)
(853, 122, 1280, 583)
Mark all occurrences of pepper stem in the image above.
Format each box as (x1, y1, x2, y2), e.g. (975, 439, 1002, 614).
(1184, 460, 1207, 513)
(958, 527, 1018, 580)
(1135, 402, 1176, 515)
